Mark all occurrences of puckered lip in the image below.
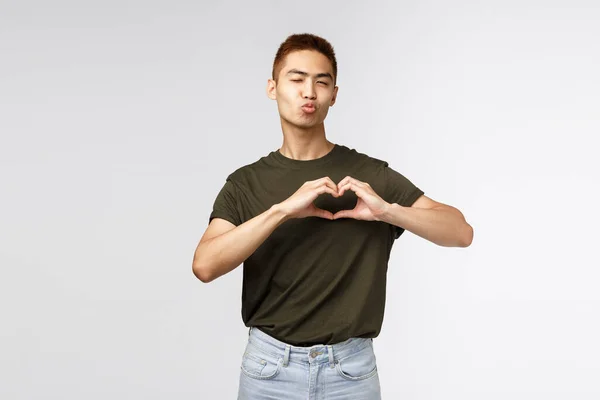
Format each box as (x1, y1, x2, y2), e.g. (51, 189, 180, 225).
(302, 102, 316, 108)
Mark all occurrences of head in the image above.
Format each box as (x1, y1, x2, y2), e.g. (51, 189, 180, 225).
(267, 33, 339, 130)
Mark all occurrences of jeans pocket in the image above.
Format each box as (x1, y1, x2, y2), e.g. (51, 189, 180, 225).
(240, 342, 282, 380)
(335, 343, 378, 381)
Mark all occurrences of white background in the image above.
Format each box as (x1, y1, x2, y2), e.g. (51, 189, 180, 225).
(1, 1, 599, 399)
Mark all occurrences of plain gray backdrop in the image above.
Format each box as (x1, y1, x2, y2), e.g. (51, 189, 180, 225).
(1, 1, 599, 399)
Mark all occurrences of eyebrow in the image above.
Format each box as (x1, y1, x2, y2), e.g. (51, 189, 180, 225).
(286, 69, 333, 80)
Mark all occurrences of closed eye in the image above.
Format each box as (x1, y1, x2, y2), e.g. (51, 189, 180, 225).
(290, 79, 328, 85)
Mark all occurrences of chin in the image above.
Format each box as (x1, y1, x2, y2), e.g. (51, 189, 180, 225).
(282, 114, 320, 129)
(295, 119, 322, 129)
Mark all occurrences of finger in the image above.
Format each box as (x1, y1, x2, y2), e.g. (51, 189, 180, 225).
(314, 176, 335, 185)
(317, 177, 340, 196)
(337, 176, 351, 188)
(333, 209, 353, 219)
(320, 176, 338, 190)
(338, 182, 360, 197)
(339, 176, 367, 190)
(344, 180, 370, 195)
(312, 206, 334, 220)
(338, 182, 350, 197)
(316, 181, 340, 197)
(316, 185, 340, 198)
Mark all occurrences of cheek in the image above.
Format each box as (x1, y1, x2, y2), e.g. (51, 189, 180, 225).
(276, 89, 293, 105)
(319, 91, 333, 103)
(276, 96, 295, 116)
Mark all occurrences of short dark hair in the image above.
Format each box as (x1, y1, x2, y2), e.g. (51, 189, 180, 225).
(272, 33, 337, 85)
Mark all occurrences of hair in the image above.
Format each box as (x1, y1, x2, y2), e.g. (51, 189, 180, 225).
(272, 33, 338, 85)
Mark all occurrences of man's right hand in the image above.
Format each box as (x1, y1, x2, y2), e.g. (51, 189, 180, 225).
(194, 177, 341, 283)
(275, 177, 340, 220)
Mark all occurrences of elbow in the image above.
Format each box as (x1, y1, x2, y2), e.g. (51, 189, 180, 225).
(192, 262, 214, 283)
(460, 224, 474, 247)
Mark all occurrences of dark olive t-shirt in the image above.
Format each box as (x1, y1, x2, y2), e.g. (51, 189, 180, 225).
(208, 143, 424, 346)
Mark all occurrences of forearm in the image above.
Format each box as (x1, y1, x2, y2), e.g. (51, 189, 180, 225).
(193, 204, 290, 282)
(378, 203, 473, 247)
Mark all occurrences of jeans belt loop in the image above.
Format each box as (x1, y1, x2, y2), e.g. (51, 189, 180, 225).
(283, 344, 290, 367)
(327, 345, 335, 368)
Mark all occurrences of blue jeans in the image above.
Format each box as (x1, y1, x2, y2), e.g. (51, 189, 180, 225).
(237, 327, 382, 399)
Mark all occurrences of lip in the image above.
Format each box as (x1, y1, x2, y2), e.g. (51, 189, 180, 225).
(301, 103, 316, 113)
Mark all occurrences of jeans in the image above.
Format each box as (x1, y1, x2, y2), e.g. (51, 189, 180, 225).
(237, 326, 382, 399)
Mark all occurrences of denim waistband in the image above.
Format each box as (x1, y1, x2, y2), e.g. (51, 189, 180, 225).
(247, 326, 373, 366)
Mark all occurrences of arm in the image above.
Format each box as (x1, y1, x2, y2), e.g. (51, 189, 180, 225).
(378, 194, 474, 247)
(194, 176, 340, 283)
(192, 204, 289, 283)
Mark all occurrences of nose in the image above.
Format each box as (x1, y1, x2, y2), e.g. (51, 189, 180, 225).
(302, 81, 316, 100)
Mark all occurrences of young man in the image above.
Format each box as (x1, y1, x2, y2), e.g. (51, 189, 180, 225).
(193, 33, 473, 399)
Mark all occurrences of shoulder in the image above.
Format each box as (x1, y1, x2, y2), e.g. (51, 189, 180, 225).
(222, 152, 274, 187)
(338, 144, 390, 170)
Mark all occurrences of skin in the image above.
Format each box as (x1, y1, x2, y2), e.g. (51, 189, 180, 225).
(266, 49, 338, 161)
(265, 49, 473, 247)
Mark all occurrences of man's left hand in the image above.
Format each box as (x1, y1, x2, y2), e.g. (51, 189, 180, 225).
(333, 176, 390, 221)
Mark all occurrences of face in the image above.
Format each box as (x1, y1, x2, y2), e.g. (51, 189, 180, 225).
(267, 50, 338, 129)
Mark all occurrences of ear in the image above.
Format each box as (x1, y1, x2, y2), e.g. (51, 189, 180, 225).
(266, 79, 277, 100)
(330, 85, 339, 106)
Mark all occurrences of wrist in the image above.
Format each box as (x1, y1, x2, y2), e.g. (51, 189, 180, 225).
(376, 201, 400, 223)
(270, 203, 291, 223)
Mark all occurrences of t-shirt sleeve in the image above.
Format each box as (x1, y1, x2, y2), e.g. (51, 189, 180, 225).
(208, 178, 242, 227)
(383, 164, 425, 239)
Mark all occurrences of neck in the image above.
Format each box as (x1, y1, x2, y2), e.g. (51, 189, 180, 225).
(278, 118, 334, 160)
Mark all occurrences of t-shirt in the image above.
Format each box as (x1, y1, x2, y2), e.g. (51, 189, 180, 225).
(208, 143, 424, 346)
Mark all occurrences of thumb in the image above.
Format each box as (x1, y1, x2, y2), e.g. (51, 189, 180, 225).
(333, 210, 352, 219)
(312, 206, 334, 220)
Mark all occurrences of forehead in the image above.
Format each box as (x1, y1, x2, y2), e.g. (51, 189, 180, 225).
(281, 50, 334, 76)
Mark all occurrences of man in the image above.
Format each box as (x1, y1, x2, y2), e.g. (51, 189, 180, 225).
(193, 33, 473, 399)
